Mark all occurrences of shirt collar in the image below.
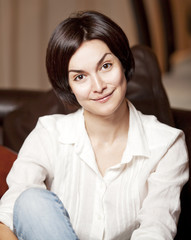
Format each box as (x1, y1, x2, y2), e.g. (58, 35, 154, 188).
(58, 101, 150, 164)
(121, 101, 150, 164)
(58, 108, 84, 144)
(58, 108, 99, 172)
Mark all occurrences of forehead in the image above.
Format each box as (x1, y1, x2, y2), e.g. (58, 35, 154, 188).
(68, 40, 112, 69)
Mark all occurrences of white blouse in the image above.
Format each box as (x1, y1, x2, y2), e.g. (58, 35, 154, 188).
(0, 102, 188, 240)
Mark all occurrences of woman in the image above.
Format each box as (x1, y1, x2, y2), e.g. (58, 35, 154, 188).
(0, 11, 188, 240)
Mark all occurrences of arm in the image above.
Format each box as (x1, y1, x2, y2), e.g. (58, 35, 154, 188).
(131, 132, 189, 239)
(0, 223, 18, 240)
(0, 119, 53, 231)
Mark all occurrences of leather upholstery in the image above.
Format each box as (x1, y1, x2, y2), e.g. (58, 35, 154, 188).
(0, 45, 190, 239)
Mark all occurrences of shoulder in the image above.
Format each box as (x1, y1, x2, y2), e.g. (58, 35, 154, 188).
(28, 109, 83, 143)
(128, 101, 183, 145)
(36, 108, 83, 131)
(138, 110, 184, 148)
(128, 101, 184, 150)
(19, 109, 84, 154)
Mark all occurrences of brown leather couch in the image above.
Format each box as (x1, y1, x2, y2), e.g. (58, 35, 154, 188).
(0, 45, 190, 239)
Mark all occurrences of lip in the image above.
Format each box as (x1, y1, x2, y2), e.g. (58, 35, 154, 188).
(92, 91, 114, 103)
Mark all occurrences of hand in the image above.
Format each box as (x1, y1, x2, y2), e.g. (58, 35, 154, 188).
(0, 223, 18, 240)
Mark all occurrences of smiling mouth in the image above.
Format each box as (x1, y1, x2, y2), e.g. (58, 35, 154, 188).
(92, 91, 114, 103)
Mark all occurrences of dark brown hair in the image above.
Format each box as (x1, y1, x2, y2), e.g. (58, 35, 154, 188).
(46, 11, 134, 107)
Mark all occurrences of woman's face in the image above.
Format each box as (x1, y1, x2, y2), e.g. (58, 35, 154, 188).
(68, 39, 127, 117)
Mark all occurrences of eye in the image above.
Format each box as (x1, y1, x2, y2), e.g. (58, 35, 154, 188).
(74, 74, 85, 81)
(101, 63, 112, 70)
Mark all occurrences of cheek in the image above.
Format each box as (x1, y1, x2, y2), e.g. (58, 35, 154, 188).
(108, 68, 126, 87)
(112, 70, 127, 97)
(71, 84, 90, 101)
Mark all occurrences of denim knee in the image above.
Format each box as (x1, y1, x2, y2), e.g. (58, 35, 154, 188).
(13, 188, 47, 225)
(14, 188, 47, 216)
(13, 188, 79, 240)
(13, 188, 50, 239)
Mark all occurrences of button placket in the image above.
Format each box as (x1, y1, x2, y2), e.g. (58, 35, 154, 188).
(96, 180, 106, 220)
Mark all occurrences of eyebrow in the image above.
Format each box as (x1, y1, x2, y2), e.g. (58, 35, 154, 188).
(68, 52, 112, 73)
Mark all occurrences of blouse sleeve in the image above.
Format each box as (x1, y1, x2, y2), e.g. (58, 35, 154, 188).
(131, 132, 189, 240)
(0, 119, 54, 231)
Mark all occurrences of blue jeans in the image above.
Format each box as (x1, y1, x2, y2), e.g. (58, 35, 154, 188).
(13, 188, 79, 240)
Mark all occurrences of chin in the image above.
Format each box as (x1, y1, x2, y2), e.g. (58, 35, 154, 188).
(84, 103, 123, 117)
(81, 94, 127, 117)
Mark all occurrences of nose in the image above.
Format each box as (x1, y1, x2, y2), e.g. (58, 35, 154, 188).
(92, 74, 106, 93)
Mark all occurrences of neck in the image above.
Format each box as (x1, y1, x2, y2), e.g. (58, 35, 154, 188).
(84, 100, 129, 144)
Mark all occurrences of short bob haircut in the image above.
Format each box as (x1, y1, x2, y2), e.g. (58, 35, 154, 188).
(46, 10, 134, 107)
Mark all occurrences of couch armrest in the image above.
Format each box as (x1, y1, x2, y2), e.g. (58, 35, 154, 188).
(0, 146, 17, 198)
